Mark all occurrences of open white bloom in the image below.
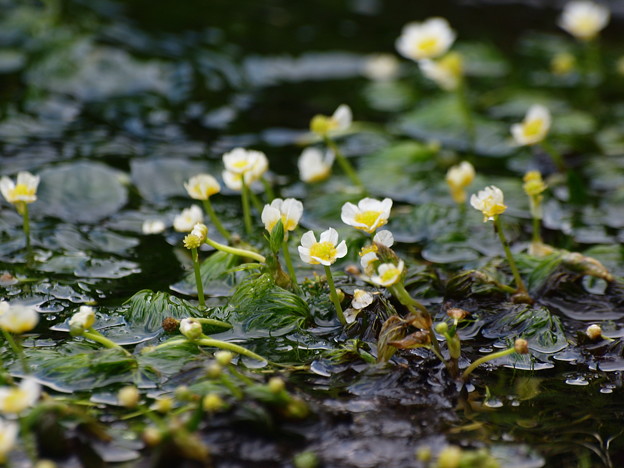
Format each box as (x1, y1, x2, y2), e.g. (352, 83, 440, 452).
(341, 197, 393, 234)
(298, 228, 348, 266)
(0, 378, 41, 414)
(351, 289, 374, 310)
(310, 105, 352, 136)
(222, 148, 268, 191)
(0, 171, 40, 205)
(446, 161, 475, 204)
(142, 219, 166, 235)
(0, 303, 38, 334)
(69, 305, 96, 331)
(261, 198, 304, 233)
(184, 174, 221, 200)
(0, 419, 18, 462)
(298, 147, 335, 183)
(470, 185, 507, 222)
(419, 52, 463, 91)
(511, 105, 551, 146)
(371, 260, 405, 287)
(373, 230, 394, 248)
(396, 18, 456, 61)
(363, 54, 400, 81)
(360, 251, 379, 272)
(559, 1, 610, 41)
(173, 205, 204, 232)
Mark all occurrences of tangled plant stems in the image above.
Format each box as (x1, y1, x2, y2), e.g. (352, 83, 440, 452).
(461, 338, 529, 380)
(69, 306, 131, 356)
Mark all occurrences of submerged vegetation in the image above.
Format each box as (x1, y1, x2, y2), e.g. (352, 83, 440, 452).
(2, 0, 624, 466)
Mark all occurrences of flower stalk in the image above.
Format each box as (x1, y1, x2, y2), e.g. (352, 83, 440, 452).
(82, 329, 131, 356)
(240, 177, 252, 235)
(191, 248, 206, 308)
(324, 137, 365, 191)
(462, 338, 529, 380)
(201, 199, 230, 242)
(324, 265, 346, 325)
(204, 237, 265, 263)
(282, 238, 298, 288)
(493, 215, 527, 295)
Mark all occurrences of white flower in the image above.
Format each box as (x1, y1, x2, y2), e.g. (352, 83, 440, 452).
(118, 385, 140, 408)
(190, 223, 208, 242)
(298, 228, 348, 266)
(222, 148, 268, 191)
(261, 198, 304, 233)
(559, 1, 610, 41)
(396, 18, 456, 61)
(0, 378, 41, 414)
(179, 317, 203, 340)
(69, 305, 96, 331)
(363, 54, 400, 81)
(298, 147, 335, 183)
(373, 230, 394, 247)
(341, 197, 393, 234)
(360, 251, 379, 272)
(173, 205, 204, 232)
(310, 104, 352, 136)
(0, 419, 18, 462)
(470, 185, 507, 222)
(511, 105, 552, 146)
(446, 161, 475, 204)
(0, 303, 38, 334)
(351, 289, 374, 310)
(0, 171, 40, 205)
(419, 52, 463, 91)
(371, 260, 405, 287)
(142, 219, 166, 235)
(184, 174, 221, 200)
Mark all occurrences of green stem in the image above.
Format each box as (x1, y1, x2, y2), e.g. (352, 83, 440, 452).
(249, 189, 264, 214)
(324, 137, 365, 192)
(204, 236, 266, 263)
(20, 203, 32, 264)
(196, 318, 232, 329)
(323, 265, 346, 325)
(540, 140, 565, 172)
(150, 338, 188, 351)
(195, 337, 267, 362)
(202, 199, 231, 242)
(462, 347, 516, 380)
(220, 374, 244, 400)
(191, 248, 206, 308)
(531, 212, 542, 245)
(240, 178, 252, 235)
(83, 329, 131, 356)
(261, 176, 275, 202)
(493, 216, 528, 295)
(2, 330, 29, 374)
(456, 79, 475, 150)
(20, 417, 37, 464)
(282, 239, 298, 288)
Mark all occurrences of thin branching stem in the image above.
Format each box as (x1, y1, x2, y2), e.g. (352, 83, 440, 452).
(323, 265, 346, 325)
(202, 199, 231, 241)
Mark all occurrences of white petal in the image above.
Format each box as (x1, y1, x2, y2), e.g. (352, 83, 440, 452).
(300, 231, 317, 248)
(332, 104, 352, 131)
(340, 202, 358, 225)
(373, 230, 394, 247)
(335, 240, 348, 259)
(320, 227, 339, 245)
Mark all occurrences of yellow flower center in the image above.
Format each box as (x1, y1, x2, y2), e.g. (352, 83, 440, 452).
(2, 389, 27, 413)
(523, 119, 544, 138)
(309, 241, 336, 262)
(232, 160, 251, 171)
(380, 267, 401, 284)
(354, 211, 383, 231)
(283, 216, 297, 231)
(481, 196, 507, 219)
(360, 245, 378, 256)
(417, 37, 439, 55)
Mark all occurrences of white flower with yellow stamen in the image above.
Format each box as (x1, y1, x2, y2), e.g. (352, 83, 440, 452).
(419, 52, 463, 91)
(222, 148, 268, 191)
(173, 205, 203, 232)
(69, 306, 96, 331)
(511, 105, 551, 146)
(360, 251, 379, 273)
(446, 161, 475, 204)
(310, 105, 352, 136)
(396, 18, 456, 61)
(559, 1, 610, 41)
(184, 174, 221, 200)
(0, 419, 17, 463)
(371, 260, 405, 287)
(0, 303, 38, 334)
(341, 197, 393, 234)
(298, 147, 335, 183)
(261, 198, 304, 233)
(298, 228, 347, 266)
(363, 54, 400, 81)
(0, 378, 41, 414)
(470, 185, 507, 222)
(351, 289, 374, 310)
(0, 172, 40, 205)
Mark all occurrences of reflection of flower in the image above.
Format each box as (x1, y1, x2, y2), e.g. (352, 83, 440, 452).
(396, 18, 456, 61)
(0, 172, 40, 205)
(173, 205, 203, 232)
(298, 147, 335, 183)
(371, 260, 405, 287)
(298, 228, 347, 266)
(419, 52, 463, 91)
(446, 161, 475, 204)
(341, 198, 393, 234)
(184, 174, 221, 200)
(0, 302, 38, 334)
(222, 148, 268, 190)
(261, 198, 304, 233)
(0, 378, 40, 414)
(470, 186, 507, 222)
(559, 1, 610, 41)
(310, 105, 352, 136)
(511, 105, 551, 146)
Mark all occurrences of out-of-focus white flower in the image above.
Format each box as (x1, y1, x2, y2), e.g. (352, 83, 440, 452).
(559, 1, 610, 41)
(0, 303, 38, 334)
(341, 197, 393, 234)
(0, 378, 41, 414)
(310, 105, 352, 136)
(373, 230, 394, 247)
(351, 289, 374, 310)
(69, 306, 95, 332)
(0, 418, 18, 463)
(142, 219, 166, 235)
(222, 148, 268, 191)
(371, 260, 405, 287)
(190, 223, 208, 242)
(184, 174, 221, 200)
(179, 318, 203, 340)
(470, 185, 507, 222)
(298, 147, 335, 183)
(551, 52, 576, 75)
(446, 161, 475, 204)
(298, 228, 348, 266)
(396, 18, 456, 61)
(363, 54, 400, 81)
(173, 205, 203, 232)
(0, 172, 40, 205)
(261, 198, 304, 233)
(419, 52, 463, 91)
(511, 105, 551, 146)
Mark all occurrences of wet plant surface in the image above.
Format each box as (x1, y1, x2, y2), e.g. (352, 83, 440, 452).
(3, 0, 624, 467)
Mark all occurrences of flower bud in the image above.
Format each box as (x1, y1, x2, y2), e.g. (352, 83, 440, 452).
(118, 386, 140, 408)
(586, 324, 603, 340)
(191, 223, 208, 242)
(205, 362, 222, 379)
(435, 322, 449, 334)
(183, 233, 202, 250)
(174, 385, 193, 402)
(446, 308, 468, 321)
(143, 426, 163, 446)
(153, 397, 174, 413)
(69, 306, 96, 334)
(214, 350, 234, 366)
(268, 377, 286, 394)
(514, 338, 529, 354)
(179, 318, 203, 340)
(203, 393, 225, 412)
(437, 445, 461, 468)
(162, 317, 180, 333)
(310, 115, 332, 136)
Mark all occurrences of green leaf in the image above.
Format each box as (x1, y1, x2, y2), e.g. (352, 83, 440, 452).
(171, 251, 242, 297)
(269, 219, 284, 254)
(123, 289, 202, 334)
